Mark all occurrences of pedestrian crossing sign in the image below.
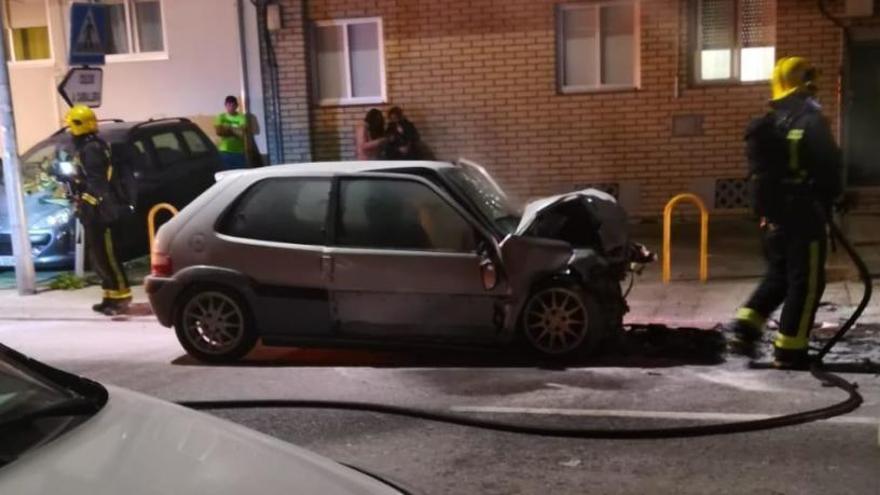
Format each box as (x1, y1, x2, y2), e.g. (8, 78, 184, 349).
(69, 3, 108, 65)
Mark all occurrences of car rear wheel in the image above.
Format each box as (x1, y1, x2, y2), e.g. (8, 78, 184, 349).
(174, 287, 256, 363)
(521, 284, 605, 357)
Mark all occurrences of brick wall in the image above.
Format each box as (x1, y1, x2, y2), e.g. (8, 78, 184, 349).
(260, 1, 313, 163)
(264, 0, 849, 216)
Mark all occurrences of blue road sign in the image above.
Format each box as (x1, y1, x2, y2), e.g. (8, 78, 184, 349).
(69, 3, 108, 65)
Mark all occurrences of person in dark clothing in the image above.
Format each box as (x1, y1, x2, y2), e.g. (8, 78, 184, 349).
(384, 107, 424, 160)
(726, 57, 843, 369)
(65, 105, 132, 316)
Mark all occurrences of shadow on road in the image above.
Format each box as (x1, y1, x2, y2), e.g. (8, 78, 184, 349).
(171, 325, 727, 369)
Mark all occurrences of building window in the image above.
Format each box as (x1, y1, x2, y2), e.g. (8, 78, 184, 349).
(5, 0, 52, 62)
(556, 2, 640, 93)
(104, 0, 165, 56)
(312, 18, 386, 106)
(695, 0, 776, 83)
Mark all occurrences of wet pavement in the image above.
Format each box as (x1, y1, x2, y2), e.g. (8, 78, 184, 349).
(1, 316, 878, 495)
(0, 215, 878, 493)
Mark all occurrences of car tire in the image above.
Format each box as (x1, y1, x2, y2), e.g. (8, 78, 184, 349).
(520, 282, 606, 357)
(174, 286, 257, 363)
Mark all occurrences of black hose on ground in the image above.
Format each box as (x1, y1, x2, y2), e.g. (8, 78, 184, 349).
(179, 218, 871, 439)
(816, 217, 872, 361)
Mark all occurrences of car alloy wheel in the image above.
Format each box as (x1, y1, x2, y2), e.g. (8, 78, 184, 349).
(523, 287, 589, 355)
(181, 291, 246, 356)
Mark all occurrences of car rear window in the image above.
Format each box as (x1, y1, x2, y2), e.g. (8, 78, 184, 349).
(218, 178, 331, 245)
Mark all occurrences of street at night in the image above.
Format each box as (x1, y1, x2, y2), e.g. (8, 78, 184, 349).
(2, 0, 880, 493)
(1, 282, 878, 495)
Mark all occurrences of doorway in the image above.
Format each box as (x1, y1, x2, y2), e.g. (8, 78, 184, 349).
(846, 43, 880, 186)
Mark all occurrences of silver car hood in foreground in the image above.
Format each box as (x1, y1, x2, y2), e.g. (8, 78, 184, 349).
(514, 188, 629, 260)
(0, 386, 400, 495)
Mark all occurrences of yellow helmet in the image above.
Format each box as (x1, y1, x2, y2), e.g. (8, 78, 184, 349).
(770, 57, 817, 101)
(65, 104, 98, 136)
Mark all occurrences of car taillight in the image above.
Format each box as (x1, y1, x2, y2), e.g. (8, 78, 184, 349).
(151, 251, 173, 277)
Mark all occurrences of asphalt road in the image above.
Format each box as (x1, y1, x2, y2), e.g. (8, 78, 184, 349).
(1, 318, 878, 495)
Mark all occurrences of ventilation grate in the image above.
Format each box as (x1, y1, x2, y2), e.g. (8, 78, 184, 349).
(714, 178, 750, 209)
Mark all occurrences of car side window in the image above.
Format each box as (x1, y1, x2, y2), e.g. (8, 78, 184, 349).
(127, 139, 154, 175)
(337, 178, 477, 252)
(182, 129, 211, 156)
(150, 131, 187, 167)
(219, 178, 331, 245)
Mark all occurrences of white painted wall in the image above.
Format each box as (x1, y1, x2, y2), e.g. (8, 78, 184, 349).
(6, 0, 266, 154)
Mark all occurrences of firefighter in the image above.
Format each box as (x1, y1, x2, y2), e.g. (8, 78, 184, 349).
(727, 57, 843, 369)
(65, 105, 132, 315)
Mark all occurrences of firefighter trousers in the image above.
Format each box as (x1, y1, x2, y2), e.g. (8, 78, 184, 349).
(85, 222, 132, 303)
(737, 223, 827, 352)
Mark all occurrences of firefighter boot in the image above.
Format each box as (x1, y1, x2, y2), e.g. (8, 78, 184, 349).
(772, 347, 811, 370)
(101, 298, 131, 316)
(725, 319, 763, 358)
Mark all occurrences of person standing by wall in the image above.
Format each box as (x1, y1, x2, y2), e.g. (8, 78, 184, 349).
(215, 96, 249, 170)
(355, 108, 386, 160)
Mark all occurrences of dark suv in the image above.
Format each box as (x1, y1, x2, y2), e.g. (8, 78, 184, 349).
(0, 118, 220, 269)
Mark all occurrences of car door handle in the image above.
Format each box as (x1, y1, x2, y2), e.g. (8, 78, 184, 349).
(321, 255, 334, 281)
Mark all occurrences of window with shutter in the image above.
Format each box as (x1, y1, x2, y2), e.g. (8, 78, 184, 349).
(695, 0, 776, 83)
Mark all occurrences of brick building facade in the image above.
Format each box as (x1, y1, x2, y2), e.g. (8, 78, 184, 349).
(257, 0, 879, 216)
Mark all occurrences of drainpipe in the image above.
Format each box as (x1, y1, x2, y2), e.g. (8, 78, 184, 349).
(236, 0, 251, 119)
(236, 0, 253, 165)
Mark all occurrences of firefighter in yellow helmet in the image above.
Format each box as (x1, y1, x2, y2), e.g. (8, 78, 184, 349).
(726, 57, 843, 369)
(66, 104, 132, 315)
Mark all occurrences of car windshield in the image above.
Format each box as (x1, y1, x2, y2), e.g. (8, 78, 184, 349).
(16, 140, 73, 195)
(0, 349, 77, 423)
(0, 346, 107, 468)
(441, 162, 520, 235)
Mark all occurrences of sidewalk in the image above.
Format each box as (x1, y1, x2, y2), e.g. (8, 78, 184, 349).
(0, 285, 154, 322)
(0, 276, 876, 329)
(0, 216, 877, 326)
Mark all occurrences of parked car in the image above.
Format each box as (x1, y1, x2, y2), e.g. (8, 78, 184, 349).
(0, 343, 407, 494)
(146, 160, 653, 362)
(0, 118, 220, 269)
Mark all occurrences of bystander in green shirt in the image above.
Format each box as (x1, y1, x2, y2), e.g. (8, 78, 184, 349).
(214, 112, 247, 154)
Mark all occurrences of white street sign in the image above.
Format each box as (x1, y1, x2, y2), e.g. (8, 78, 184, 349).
(59, 67, 103, 108)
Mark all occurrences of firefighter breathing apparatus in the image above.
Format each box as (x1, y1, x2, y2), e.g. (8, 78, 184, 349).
(178, 212, 871, 440)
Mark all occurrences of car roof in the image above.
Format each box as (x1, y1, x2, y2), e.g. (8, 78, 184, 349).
(218, 160, 458, 180)
(39, 119, 198, 146)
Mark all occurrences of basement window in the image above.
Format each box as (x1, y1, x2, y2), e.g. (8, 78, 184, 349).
(312, 17, 386, 106)
(694, 0, 776, 83)
(556, 1, 641, 93)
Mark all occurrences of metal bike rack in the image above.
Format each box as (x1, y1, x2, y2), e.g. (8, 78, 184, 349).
(662, 193, 709, 283)
(147, 203, 179, 251)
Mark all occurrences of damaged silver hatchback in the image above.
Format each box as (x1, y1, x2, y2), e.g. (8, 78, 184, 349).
(145, 160, 654, 362)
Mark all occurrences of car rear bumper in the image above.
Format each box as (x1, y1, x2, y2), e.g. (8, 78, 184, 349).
(145, 275, 182, 327)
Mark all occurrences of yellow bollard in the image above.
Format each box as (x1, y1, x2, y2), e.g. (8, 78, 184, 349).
(662, 193, 709, 283)
(147, 203, 179, 251)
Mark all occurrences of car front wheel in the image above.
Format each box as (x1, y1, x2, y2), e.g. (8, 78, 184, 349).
(174, 287, 257, 363)
(521, 284, 604, 357)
